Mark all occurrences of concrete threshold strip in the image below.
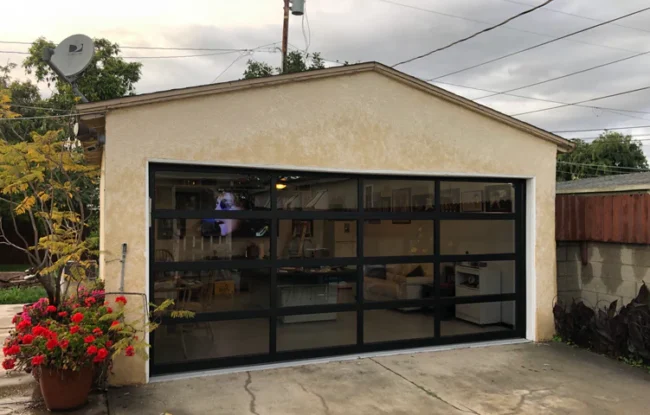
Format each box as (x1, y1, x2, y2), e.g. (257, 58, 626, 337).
(151, 338, 531, 384)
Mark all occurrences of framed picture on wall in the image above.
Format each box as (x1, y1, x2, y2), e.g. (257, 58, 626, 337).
(485, 184, 513, 213)
(391, 188, 411, 213)
(440, 188, 461, 212)
(461, 190, 484, 212)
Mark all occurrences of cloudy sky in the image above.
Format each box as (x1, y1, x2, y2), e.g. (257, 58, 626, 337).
(2, 0, 650, 155)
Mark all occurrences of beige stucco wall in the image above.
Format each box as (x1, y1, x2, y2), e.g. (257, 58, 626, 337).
(100, 71, 559, 384)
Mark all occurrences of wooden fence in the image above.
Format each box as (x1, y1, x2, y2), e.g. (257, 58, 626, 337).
(556, 194, 650, 244)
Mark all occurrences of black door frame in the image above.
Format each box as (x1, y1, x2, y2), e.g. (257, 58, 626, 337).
(148, 163, 527, 376)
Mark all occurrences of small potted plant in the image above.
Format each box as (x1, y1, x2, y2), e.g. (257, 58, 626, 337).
(2, 286, 189, 411)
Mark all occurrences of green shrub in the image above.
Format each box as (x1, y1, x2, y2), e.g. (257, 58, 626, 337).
(0, 286, 47, 305)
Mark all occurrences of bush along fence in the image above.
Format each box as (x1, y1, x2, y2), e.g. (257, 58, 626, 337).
(553, 283, 650, 365)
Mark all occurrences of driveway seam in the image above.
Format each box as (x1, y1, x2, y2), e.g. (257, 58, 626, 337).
(244, 371, 260, 415)
(369, 358, 480, 415)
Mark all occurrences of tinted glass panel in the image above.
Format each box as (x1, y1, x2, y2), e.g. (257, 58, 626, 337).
(364, 309, 434, 343)
(277, 220, 356, 259)
(440, 220, 514, 255)
(154, 219, 271, 261)
(276, 176, 357, 211)
(442, 301, 515, 336)
(277, 266, 356, 306)
(155, 171, 271, 210)
(363, 263, 434, 302)
(439, 261, 515, 298)
(154, 319, 269, 364)
(440, 181, 514, 213)
(277, 312, 356, 351)
(152, 269, 270, 313)
(363, 179, 435, 212)
(364, 220, 433, 256)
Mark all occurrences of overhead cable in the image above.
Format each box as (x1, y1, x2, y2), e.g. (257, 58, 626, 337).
(511, 85, 650, 117)
(427, 6, 650, 80)
(391, 0, 556, 68)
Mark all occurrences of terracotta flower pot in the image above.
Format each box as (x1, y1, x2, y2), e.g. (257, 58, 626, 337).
(38, 366, 93, 411)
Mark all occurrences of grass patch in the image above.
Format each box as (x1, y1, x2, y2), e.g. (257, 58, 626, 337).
(0, 264, 29, 272)
(0, 286, 47, 305)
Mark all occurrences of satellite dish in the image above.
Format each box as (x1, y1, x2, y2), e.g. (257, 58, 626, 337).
(50, 34, 94, 78)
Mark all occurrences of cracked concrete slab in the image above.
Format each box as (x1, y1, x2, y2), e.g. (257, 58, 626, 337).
(107, 343, 650, 415)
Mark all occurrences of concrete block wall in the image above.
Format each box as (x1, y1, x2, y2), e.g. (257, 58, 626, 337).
(557, 241, 650, 308)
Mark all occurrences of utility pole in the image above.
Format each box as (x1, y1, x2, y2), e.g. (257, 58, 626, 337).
(281, 0, 290, 73)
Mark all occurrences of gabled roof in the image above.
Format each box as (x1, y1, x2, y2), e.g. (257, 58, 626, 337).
(77, 62, 573, 152)
(557, 171, 650, 194)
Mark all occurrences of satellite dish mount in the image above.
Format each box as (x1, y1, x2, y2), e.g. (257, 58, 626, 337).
(42, 34, 95, 103)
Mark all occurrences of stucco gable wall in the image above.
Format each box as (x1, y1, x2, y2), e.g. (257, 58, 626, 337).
(101, 71, 557, 384)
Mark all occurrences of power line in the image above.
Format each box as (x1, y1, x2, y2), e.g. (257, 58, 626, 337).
(495, 0, 650, 35)
(391, 0, 556, 68)
(8, 104, 69, 113)
(0, 113, 81, 121)
(211, 52, 250, 83)
(0, 50, 28, 55)
(377, 0, 640, 54)
(557, 161, 650, 172)
(553, 125, 650, 133)
(0, 40, 268, 52)
(432, 80, 650, 116)
(473, 49, 650, 101)
(427, 6, 650, 81)
(511, 85, 650, 117)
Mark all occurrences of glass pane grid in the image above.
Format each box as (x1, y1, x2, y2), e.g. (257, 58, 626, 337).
(151, 167, 523, 373)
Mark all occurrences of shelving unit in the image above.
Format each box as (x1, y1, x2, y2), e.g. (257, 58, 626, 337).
(454, 265, 502, 325)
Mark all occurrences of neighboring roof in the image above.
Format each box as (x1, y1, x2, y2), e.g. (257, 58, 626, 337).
(76, 62, 574, 152)
(556, 171, 650, 194)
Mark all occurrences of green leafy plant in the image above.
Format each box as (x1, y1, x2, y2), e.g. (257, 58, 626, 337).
(2, 287, 194, 379)
(0, 286, 47, 304)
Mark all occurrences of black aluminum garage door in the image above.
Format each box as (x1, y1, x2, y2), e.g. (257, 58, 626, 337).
(149, 163, 526, 376)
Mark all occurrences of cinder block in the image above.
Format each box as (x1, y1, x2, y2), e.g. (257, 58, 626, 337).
(627, 246, 650, 267)
(602, 278, 638, 298)
(586, 262, 602, 279)
(581, 276, 607, 293)
(581, 290, 598, 308)
(566, 244, 581, 262)
(557, 275, 581, 291)
(618, 245, 636, 266)
(564, 261, 583, 278)
(556, 245, 567, 262)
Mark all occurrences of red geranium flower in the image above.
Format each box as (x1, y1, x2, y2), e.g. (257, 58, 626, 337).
(71, 313, 84, 323)
(84, 335, 95, 344)
(94, 348, 109, 363)
(21, 334, 34, 345)
(11, 315, 17, 324)
(92, 328, 103, 336)
(84, 296, 96, 306)
(105, 340, 113, 348)
(73, 303, 80, 309)
(2, 359, 15, 370)
(17, 320, 31, 332)
(86, 345, 98, 355)
(115, 296, 127, 305)
(70, 325, 80, 334)
(110, 321, 120, 328)
(46, 338, 59, 350)
(58, 311, 68, 318)
(125, 345, 135, 357)
(31, 355, 45, 366)
(105, 307, 113, 314)
(46, 305, 56, 313)
(4, 345, 20, 356)
(60, 340, 69, 349)
(32, 326, 48, 336)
